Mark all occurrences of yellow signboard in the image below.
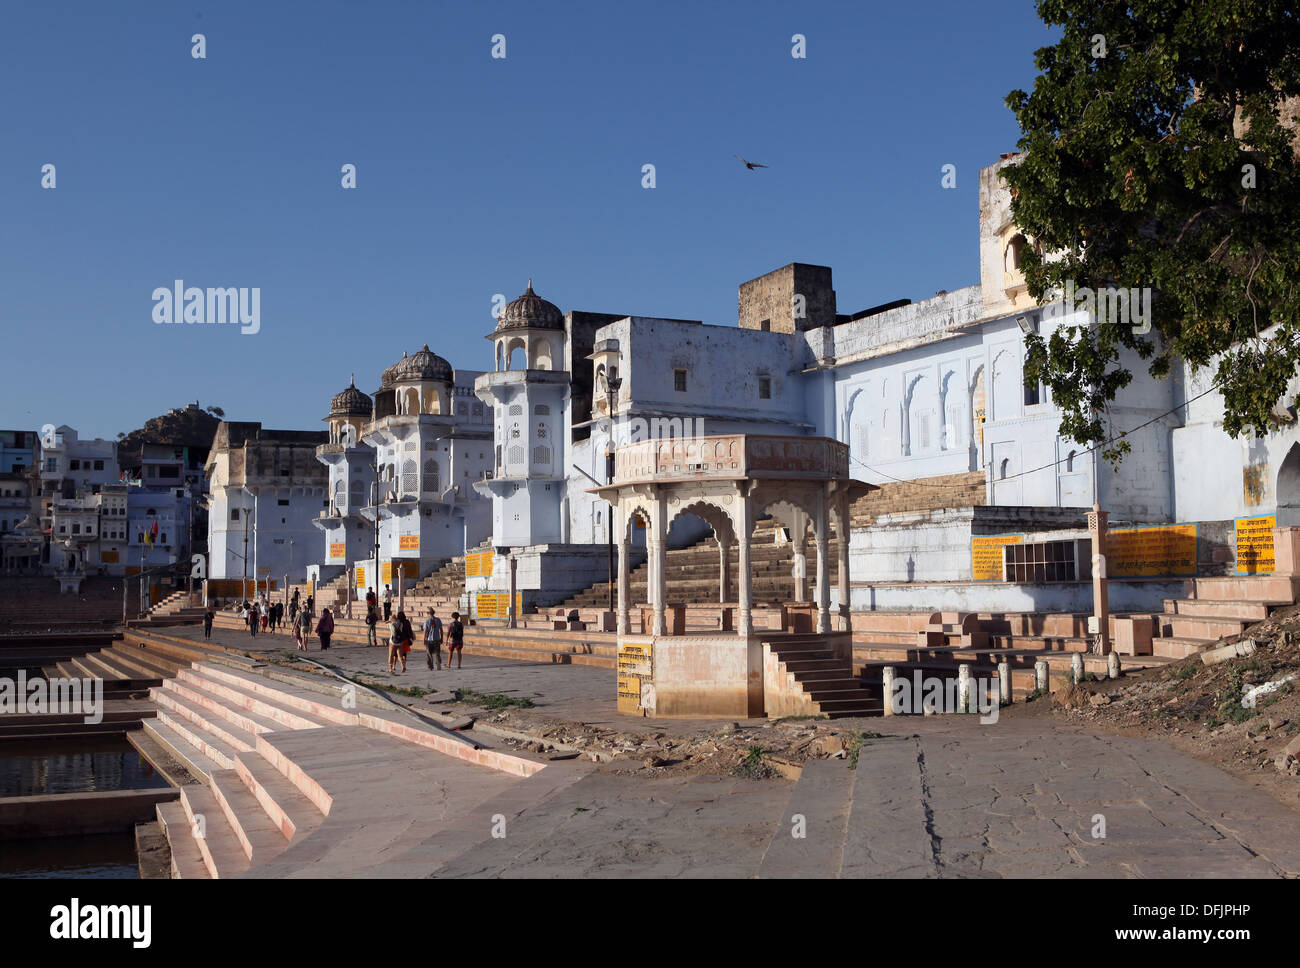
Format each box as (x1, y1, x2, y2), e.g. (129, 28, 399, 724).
(355, 567, 366, 589)
(476, 592, 522, 618)
(381, 561, 392, 584)
(617, 639, 654, 714)
(1107, 524, 1198, 577)
(100, 551, 119, 563)
(971, 534, 1022, 582)
(465, 551, 494, 578)
(329, 542, 345, 560)
(399, 535, 419, 551)
(1236, 515, 1276, 575)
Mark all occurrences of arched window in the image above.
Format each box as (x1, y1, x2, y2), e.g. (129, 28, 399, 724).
(422, 459, 439, 493)
(999, 458, 1010, 480)
(401, 460, 418, 497)
(1066, 451, 1076, 472)
(333, 479, 345, 509)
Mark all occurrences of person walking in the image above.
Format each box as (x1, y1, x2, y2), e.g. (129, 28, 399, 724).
(365, 602, 379, 647)
(387, 611, 406, 673)
(366, 586, 376, 611)
(423, 608, 443, 671)
(447, 611, 464, 669)
(316, 607, 334, 651)
(295, 607, 310, 651)
(247, 602, 260, 637)
(203, 605, 214, 639)
(382, 585, 392, 622)
(306, 594, 315, 619)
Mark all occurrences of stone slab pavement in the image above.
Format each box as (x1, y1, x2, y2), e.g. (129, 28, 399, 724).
(163, 625, 1300, 877)
(430, 719, 1300, 878)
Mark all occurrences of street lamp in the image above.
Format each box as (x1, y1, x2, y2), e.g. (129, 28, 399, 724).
(597, 366, 623, 612)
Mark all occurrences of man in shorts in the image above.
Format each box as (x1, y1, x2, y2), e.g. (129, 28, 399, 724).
(423, 608, 443, 671)
(447, 611, 465, 669)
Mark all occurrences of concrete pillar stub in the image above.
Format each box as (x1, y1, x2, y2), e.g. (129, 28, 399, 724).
(1071, 652, 1084, 685)
(958, 663, 972, 714)
(997, 660, 1011, 705)
(1107, 651, 1120, 680)
(882, 665, 897, 716)
(1035, 660, 1049, 693)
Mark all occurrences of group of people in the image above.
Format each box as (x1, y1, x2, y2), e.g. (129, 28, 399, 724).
(360, 585, 463, 673)
(196, 584, 465, 665)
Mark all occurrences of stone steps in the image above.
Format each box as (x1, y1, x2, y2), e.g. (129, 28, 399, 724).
(144, 658, 546, 878)
(1162, 598, 1276, 620)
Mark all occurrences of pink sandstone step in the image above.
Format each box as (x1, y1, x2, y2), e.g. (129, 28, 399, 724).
(172, 671, 328, 732)
(179, 783, 251, 878)
(151, 689, 260, 754)
(105, 646, 181, 679)
(207, 767, 295, 865)
(184, 665, 352, 727)
(1162, 598, 1274, 620)
(155, 800, 210, 879)
(1153, 637, 1209, 659)
(157, 677, 290, 737)
(233, 749, 325, 841)
(141, 719, 223, 781)
(153, 707, 244, 771)
(1191, 575, 1298, 602)
(1158, 614, 1247, 640)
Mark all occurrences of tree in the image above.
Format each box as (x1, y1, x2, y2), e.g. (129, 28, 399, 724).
(1004, 0, 1300, 462)
(206, 406, 225, 418)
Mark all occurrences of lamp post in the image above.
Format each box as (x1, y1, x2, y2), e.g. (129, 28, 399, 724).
(597, 367, 623, 612)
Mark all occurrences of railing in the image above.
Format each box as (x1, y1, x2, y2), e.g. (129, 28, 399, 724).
(614, 434, 850, 484)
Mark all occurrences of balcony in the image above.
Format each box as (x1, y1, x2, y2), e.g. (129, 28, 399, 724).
(613, 434, 850, 485)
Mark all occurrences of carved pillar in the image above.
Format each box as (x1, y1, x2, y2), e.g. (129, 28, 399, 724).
(616, 505, 630, 635)
(814, 492, 831, 634)
(737, 486, 754, 637)
(717, 535, 730, 603)
(835, 492, 850, 631)
(790, 508, 808, 603)
(651, 492, 666, 636)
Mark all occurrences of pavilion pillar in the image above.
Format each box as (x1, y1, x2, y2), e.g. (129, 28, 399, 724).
(718, 536, 731, 604)
(791, 508, 808, 603)
(616, 509, 631, 635)
(651, 494, 667, 636)
(814, 493, 831, 635)
(835, 493, 851, 632)
(737, 487, 754, 637)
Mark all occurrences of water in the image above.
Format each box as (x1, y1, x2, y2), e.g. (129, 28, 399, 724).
(0, 736, 170, 798)
(0, 831, 140, 878)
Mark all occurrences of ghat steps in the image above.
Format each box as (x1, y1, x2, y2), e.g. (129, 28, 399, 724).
(136, 657, 548, 878)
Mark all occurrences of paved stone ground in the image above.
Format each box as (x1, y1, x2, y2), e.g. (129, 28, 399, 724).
(167, 625, 1300, 877)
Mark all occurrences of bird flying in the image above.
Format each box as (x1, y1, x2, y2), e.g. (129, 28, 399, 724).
(735, 155, 768, 171)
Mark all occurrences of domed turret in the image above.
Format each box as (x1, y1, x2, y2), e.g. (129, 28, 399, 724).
(329, 376, 373, 418)
(494, 280, 563, 334)
(392, 344, 453, 384)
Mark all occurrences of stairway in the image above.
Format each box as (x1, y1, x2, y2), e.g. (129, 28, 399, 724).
(767, 635, 881, 718)
(136, 657, 546, 878)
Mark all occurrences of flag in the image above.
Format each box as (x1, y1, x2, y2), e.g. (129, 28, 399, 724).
(144, 521, 157, 548)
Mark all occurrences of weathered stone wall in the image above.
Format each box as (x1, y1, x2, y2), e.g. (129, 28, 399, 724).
(738, 263, 836, 333)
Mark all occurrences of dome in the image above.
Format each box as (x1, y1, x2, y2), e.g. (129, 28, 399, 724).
(329, 376, 373, 418)
(380, 352, 409, 388)
(495, 280, 563, 333)
(391, 344, 453, 384)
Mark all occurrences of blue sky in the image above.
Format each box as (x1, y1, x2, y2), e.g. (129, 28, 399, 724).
(0, 0, 1055, 440)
